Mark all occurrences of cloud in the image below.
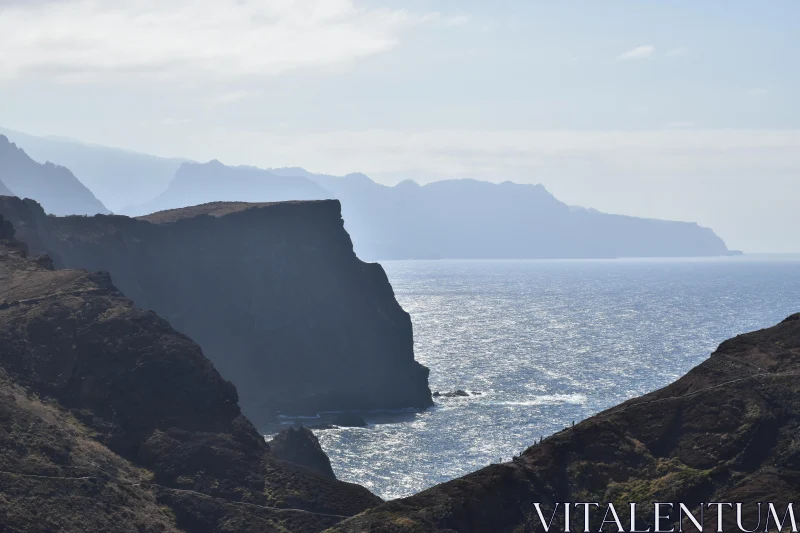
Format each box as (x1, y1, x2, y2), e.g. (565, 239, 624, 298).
(0, 0, 434, 82)
(617, 45, 656, 61)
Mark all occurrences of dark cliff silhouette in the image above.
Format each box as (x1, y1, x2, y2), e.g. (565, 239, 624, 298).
(0, 214, 381, 532)
(0, 197, 433, 428)
(126, 161, 733, 259)
(0, 135, 110, 216)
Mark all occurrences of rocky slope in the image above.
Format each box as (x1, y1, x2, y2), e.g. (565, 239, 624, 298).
(0, 197, 433, 427)
(0, 135, 110, 216)
(331, 314, 800, 532)
(268, 427, 337, 479)
(0, 214, 381, 532)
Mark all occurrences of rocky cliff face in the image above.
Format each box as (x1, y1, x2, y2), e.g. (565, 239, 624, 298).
(0, 197, 433, 428)
(0, 214, 381, 532)
(332, 315, 800, 533)
(0, 135, 110, 216)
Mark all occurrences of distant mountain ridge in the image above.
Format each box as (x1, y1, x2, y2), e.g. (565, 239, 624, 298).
(0, 128, 736, 259)
(0, 127, 185, 212)
(0, 135, 110, 216)
(126, 161, 733, 260)
(129, 160, 332, 215)
(0, 176, 12, 196)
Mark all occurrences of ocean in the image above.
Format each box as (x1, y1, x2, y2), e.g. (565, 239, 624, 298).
(311, 255, 800, 500)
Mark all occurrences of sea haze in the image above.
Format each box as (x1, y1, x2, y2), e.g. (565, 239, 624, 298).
(312, 255, 800, 500)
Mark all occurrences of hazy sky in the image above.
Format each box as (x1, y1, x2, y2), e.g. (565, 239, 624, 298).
(1, 0, 798, 252)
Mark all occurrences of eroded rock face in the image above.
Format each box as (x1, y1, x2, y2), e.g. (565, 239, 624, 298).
(331, 315, 800, 533)
(0, 226, 381, 532)
(268, 427, 336, 479)
(0, 197, 433, 428)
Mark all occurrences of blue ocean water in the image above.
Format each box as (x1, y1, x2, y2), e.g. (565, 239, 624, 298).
(315, 255, 800, 500)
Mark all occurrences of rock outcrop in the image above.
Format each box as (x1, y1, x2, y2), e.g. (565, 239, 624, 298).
(0, 197, 433, 428)
(0, 215, 381, 532)
(268, 427, 337, 479)
(331, 315, 800, 532)
(0, 135, 110, 216)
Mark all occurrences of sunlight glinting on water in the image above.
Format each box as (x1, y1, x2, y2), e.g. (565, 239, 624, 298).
(315, 257, 800, 500)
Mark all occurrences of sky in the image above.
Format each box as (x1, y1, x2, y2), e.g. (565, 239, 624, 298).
(1, 0, 798, 252)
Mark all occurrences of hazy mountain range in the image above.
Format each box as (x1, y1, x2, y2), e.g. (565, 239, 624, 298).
(0, 135, 110, 216)
(0, 128, 737, 259)
(0, 127, 183, 212)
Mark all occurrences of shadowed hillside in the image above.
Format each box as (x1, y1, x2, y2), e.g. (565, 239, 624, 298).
(0, 214, 381, 532)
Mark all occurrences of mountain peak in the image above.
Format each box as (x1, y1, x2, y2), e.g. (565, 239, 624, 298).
(0, 135, 110, 216)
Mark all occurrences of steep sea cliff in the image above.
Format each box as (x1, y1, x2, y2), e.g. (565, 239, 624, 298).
(0, 197, 432, 427)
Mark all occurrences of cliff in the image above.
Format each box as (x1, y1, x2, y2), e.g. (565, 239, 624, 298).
(331, 314, 800, 532)
(0, 197, 433, 428)
(0, 135, 110, 216)
(0, 214, 381, 532)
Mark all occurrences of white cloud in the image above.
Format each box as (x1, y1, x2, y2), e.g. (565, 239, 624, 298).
(617, 45, 656, 61)
(0, 0, 433, 82)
